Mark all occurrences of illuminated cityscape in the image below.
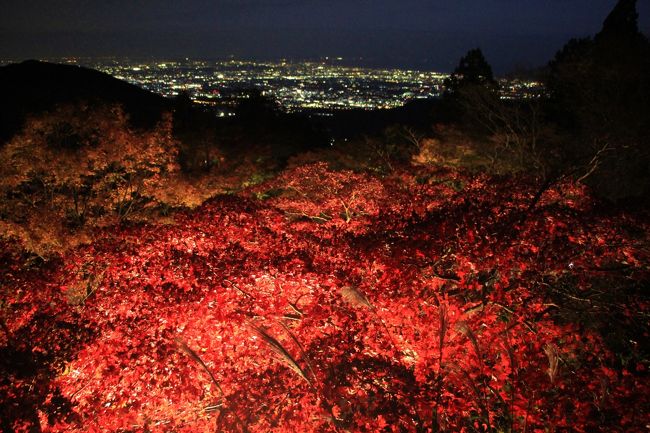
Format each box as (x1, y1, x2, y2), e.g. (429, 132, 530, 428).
(1, 57, 545, 112)
(79, 58, 450, 112)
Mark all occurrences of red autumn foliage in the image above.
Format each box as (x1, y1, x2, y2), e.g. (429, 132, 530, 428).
(1, 163, 648, 432)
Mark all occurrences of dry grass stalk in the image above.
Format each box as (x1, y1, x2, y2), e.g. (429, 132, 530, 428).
(340, 286, 373, 309)
(175, 337, 225, 395)
(279, 321, 317, 383)
(544, 343, 559, 383)
(439, 304, 449, 356)
(249, 324, 311, 384)
(455, 321, 482, 360)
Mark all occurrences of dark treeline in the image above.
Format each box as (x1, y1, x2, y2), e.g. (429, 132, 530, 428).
(439, 0, 650, 203)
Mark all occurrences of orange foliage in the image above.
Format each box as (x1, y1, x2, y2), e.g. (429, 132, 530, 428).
(0, 103, 180, 255)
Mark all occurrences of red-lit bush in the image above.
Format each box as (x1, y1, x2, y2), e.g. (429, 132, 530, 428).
(1, 165, 648, 432)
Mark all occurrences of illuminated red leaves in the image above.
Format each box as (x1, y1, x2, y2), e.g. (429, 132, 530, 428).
(1, 165, 648, 432)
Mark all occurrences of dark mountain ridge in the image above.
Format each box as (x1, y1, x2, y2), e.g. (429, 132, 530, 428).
(0, 60, 171, 143)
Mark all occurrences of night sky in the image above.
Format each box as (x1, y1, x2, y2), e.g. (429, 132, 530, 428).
(1, 0, 649, 73)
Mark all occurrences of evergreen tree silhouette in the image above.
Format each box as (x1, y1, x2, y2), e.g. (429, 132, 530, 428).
(445, 48, 497, 95)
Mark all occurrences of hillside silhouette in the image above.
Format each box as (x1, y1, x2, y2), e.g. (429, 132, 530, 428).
(0, 60, 171, 143)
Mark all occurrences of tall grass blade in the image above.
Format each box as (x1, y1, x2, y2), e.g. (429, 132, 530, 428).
(175, 337, 225, 395)
(249, 324, 311, 384)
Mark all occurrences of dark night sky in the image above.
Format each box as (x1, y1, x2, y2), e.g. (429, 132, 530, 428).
(1, 0, 649, 73)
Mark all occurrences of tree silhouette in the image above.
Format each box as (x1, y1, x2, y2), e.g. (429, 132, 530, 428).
(442, 48, 500, 130)
(545, 0, 650, 200)
(445, 48, 497, 95)
(596, 0, 639, 42)
(442, 47, 545, 170)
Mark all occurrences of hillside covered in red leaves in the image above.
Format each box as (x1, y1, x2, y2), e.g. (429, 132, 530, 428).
(2, 162, 648, 432)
